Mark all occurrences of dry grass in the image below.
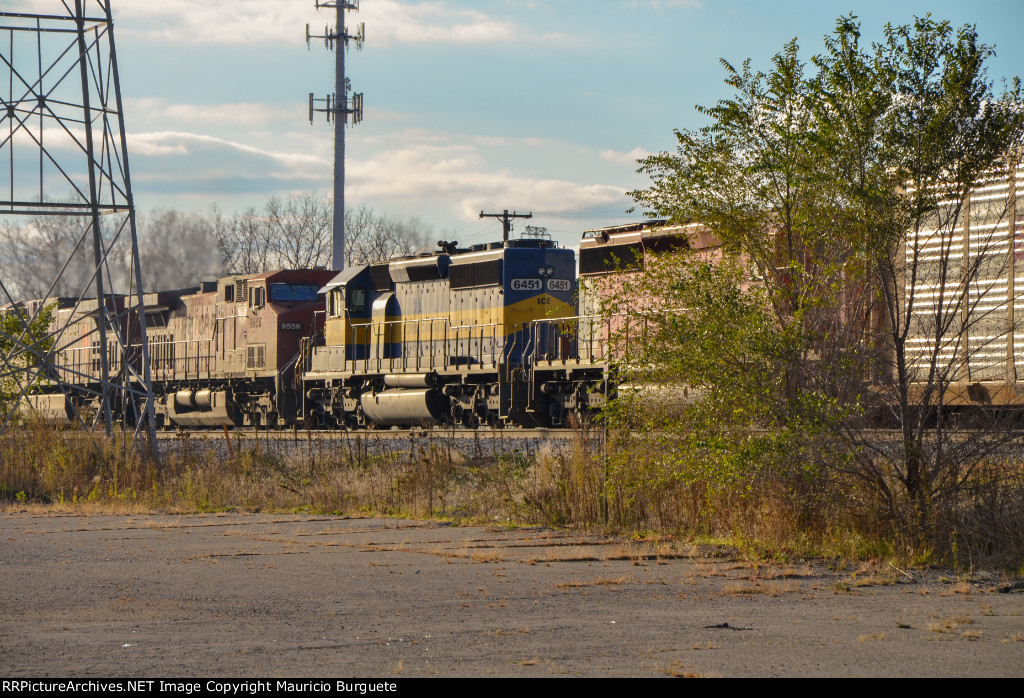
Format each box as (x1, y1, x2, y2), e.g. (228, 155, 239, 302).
(481, 628, 531, 636)
(689, 642, 720, 651)
(3, 423, 1024, 570)
(940, 581, 973, 596)
(858, 633, 886, 642)
(928, 614, 974, 634)
(721, 582, 800, 597)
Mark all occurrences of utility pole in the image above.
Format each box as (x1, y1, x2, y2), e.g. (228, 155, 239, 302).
(308, 1, 365, 271)
(479, 210, 533, 245)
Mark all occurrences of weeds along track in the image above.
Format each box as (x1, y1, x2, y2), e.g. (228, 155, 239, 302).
(4, 422, 1024, 570)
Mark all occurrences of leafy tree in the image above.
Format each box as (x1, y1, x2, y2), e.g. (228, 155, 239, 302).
(625, 15, 1024, 546)
(0, 303, 56, 419)
(811, 17, 1024, 532)
(622, 33, 866, 518)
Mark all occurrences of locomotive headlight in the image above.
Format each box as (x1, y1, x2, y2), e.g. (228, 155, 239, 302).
(546, 266, 554, 275)
(537, 266, 545, 275)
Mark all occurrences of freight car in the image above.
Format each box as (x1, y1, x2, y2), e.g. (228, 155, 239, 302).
(542, 155, 1024, 424)
(513, 220, 718, 421)
(299, 237, 591, 428)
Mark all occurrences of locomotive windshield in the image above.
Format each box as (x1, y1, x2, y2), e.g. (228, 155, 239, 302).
(269, 283, 320, 302)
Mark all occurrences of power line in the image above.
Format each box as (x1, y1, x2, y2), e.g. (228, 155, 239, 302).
(533, 202, 639, 218)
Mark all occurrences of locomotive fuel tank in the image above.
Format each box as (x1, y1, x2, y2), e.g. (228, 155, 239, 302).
(359, 388, 449, 426)
(165, 389, 238, 427)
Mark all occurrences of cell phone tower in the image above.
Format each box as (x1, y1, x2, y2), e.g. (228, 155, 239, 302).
(0, 1, 156, 442)
(307, 0, 365, 272)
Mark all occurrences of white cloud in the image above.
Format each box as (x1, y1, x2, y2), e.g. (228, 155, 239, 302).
(128, 131, 329, 177)
(361, 1, 521, 46)
(472, 135, 552, 149)
(361, 127, 457, 146)
(599, 146, 653, 166)
(348, 142, 626, 221)
(114, 1, 316, 46)
(130, 140, 189, 157)
(1, 1, 315, 45)
(125, 99, 295, 129)
(2, 0, 533, 48)
(2, 1, 52, 12)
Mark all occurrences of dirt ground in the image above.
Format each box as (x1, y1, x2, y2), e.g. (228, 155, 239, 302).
(0, 511, 1021, 678)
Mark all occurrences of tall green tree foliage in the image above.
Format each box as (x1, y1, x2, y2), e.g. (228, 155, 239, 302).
(812, 18, 1024, 530)
(0, 303, 56, 418)
(625, 15, 1024, 542)
(619, 34, 863, 527)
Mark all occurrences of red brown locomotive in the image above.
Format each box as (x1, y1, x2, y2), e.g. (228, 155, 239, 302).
(8, 269, 334, 429)
(145, 269, 335, 428)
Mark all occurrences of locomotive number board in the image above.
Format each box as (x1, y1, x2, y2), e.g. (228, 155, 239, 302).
(510, 278, 543, 291)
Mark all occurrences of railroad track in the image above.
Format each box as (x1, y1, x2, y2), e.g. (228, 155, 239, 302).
(157, 426, 1024, 441)
(156, 426, 589, 441)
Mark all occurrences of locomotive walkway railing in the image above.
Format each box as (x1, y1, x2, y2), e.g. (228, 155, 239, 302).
(137, 338, 214, 382)
(305, 313, 662, 378)
(342, 317, 505, 375)
(56, 345, 122, 386)
(49, 336, 215, 391)
(303, 312, 658, 379)
(523, 313, 656, 368)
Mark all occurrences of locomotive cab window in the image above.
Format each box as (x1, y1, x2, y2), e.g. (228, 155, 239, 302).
(327, 289, 351, 317)
(349, 287, 366, 312)
(249, 285, 265, 310)
(269, 283, 319, 303)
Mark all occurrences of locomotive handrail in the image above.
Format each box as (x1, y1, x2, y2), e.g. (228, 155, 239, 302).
(343, 313, 645, 377)
(524, 312, 652, 368)
(134, 337, 214, 382)
(345, 316, 510, 375)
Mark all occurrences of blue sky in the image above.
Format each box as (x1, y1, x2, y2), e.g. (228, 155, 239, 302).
(9, 0, 1024, 248)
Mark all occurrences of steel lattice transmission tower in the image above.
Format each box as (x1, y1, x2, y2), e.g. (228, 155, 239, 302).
(0, 1, 155, 440)
(308, 0, 365, 272)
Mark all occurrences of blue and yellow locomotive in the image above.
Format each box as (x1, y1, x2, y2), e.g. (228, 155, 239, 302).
(301, 238, 583, 428)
